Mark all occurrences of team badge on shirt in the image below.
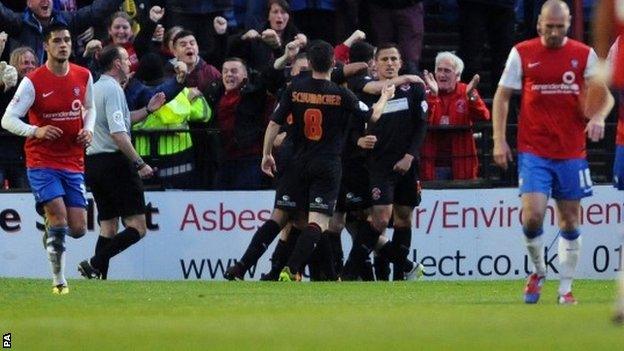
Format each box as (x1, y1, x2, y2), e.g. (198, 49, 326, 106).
(571, 59, 578, 69)
(73, 87, 80, 96)
(456, 100, 466, 114)
(371, 187, 381, 201)
(112, 110, 124, 126)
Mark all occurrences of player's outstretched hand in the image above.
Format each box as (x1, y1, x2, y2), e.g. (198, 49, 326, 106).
(76, 129, 93, 147)
(357, 135, 377, 149)
(34, 125, 63, 140)
(344, 30, 366, 47)
(585, 116, 605, 142)
(393, 154, 413, 175)
(261, 154, 277, 177)
(139, 164, 155, 178)
(493, 140, 513, 170)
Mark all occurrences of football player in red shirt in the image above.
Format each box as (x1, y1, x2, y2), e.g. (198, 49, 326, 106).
(1, 23, 95, 295)
(493, 0, 613, 305)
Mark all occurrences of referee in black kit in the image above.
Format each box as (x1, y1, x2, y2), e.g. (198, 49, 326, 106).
(78, 45, 165, 280)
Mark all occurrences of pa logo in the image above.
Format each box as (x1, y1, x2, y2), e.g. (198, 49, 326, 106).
(3, 333, 11, 348)
(315, 197, 323, 204)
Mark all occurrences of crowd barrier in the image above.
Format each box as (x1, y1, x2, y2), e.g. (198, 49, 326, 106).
(0, 186, 622, 280)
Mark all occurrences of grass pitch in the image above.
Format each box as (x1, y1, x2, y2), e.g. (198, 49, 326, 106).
(0, 278, 621, 350)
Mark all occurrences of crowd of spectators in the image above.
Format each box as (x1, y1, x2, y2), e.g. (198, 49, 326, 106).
(0, 0, 604, 190)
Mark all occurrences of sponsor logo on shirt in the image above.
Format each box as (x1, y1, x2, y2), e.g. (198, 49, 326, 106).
(530, 71, 580, 95)
(276, 194, 296, 207)
(382, 97, 409, 114)
(42, 99, 83, 120)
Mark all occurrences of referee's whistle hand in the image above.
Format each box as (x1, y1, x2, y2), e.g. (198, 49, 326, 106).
(139, 164, 155, 178)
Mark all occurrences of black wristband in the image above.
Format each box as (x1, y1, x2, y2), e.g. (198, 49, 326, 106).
(133, 158, 146, 170)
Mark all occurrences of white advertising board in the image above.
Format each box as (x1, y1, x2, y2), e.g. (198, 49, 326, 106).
(0, 186, 622, 280)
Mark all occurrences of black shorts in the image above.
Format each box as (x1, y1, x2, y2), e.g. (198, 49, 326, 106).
(274, 156, 342, 216)
(85, 152, 146, 221)
(369, 162, 421, 207)
(335, 161, 370, 213)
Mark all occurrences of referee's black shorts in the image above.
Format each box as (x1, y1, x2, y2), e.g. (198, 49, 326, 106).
(85, 152, 146, 221)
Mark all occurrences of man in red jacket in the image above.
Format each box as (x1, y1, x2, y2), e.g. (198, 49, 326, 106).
(421, 51, 490, 181)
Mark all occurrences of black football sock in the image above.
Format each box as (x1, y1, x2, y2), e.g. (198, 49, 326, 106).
(91, 227, 141, 271)
(392, 227, 412, 280)
(240, 219, 281, 271)
(286, 223, 322, 275)
(342, 221, 381, 278)
(374, 254, 391, 281)
(361, 256, 375, 281)
(326, 230, 343, 275)
(95, 235, 112, 279)
(285, 226, 302, 256)
(267, 239, 289, 277)
(378, 241, 414, 274)
(317, 233, 337, 280)
(307, 247, 323, 281)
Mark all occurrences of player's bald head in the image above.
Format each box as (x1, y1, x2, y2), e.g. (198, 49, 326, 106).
(537, 0, 571, 48)
(539, 0, 571, 22)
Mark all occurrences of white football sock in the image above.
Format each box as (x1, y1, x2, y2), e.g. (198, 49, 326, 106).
(524, 235, 546, 276)
(558, 236, 581, 295)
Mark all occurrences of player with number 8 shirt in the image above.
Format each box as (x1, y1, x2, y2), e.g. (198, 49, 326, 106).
(264, 40, 394, 281)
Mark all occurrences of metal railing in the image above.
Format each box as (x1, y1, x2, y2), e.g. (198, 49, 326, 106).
(0, 121, 618, 191)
